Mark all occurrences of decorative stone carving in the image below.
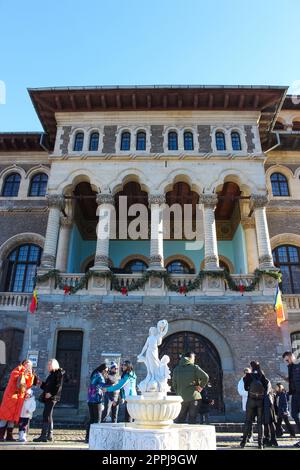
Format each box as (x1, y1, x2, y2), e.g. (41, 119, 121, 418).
(204, 255, 219, 266)
(92, 276, 106, 288)
(89, 423, 217, 450)
(148, 194, 166, 205)
(96, 193, 115, 206)
(241, 218, 256, 230)
(149, 276, 163, 288)
(250, 194, 269, 209)
(199, 193, 218, 209)
(40, 253, 55, 268)
(137, 319, 169, 393)
(94, 254, 110, 265)
(46, 194, 65, 210)
(60, 216, 73, 227)
(206, 277, 222, 289)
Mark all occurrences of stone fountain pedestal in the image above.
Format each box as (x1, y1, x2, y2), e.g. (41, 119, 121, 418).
(89, 393, 216, 450)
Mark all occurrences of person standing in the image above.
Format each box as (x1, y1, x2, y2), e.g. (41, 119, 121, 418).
(237, 367, 253, 443)
(18, 388, 36, 442)
(282, 351, 300, 448)
(104, 360, 137, 423)
(85, 363, 108, 443)
(0, 359, 34, 441)
(198, 385, 214, 424)
(262, 382, 278, 447)
(275, 382, 295, 438)
(101, 362, 120, 423)
(172, 352, 209, 425)
(33, 359, 65, 443)
(240, 361, 269, 449)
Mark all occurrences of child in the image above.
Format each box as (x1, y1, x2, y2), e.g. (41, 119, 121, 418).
(198, 384, 214, 424)
(18, 388, 36, 442)
(275, 383, 295, 438)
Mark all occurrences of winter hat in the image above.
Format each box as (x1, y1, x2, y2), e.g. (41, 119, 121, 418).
(110, 361, 118, 369)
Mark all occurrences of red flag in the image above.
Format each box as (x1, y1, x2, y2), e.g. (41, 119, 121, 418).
(29, 289, 38, 314)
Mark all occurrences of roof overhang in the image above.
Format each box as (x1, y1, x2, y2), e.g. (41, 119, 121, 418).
(28, 85, 288, 149)
(0, 132, 49, 152)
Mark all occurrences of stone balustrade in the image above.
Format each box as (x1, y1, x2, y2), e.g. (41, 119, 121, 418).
(283, 294, 300, 312)
(0, 292, 31, 310)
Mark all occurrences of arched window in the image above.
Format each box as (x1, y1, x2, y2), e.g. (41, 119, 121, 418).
(272, 245, 300, 294)
(5, 244, 42, 292)
(184, 132, 194, 151)
(121, 132, 131, 151)
(231, 132, 242, 151)
(28, 173, 48, 197)
(73, 132, 84, 151)
(215, 132, 226, 151)
(292, 121, 300, 131)
(168, 132, 178, 151)
(270, 173, 289, 196)
(219, 260, 230, 272)
(166, 260, 191, 274)
(89, 132, 99, 151)
(2, 173, 21, 197)
(136, 131, 146, 151)
(124, 259, 148, 273)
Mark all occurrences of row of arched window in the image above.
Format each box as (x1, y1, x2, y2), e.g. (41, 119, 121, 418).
(1, 173, 48, 197)
(72, 129, 243, 152)
(3, 243, 300, 294)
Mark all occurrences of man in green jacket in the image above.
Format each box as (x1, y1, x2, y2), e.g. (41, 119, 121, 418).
(172, 352, 209, 424)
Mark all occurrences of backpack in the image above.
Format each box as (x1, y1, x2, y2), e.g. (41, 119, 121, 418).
(249, 374, 265, 400)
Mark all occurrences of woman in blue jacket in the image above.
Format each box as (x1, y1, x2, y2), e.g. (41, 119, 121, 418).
(104, 360, 137, 423)
(85, 363, 108, 442)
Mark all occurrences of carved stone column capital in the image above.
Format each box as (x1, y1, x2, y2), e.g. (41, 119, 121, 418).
(241, 218, 256, 230)
(250, 194, 269, 210)
(96, 193, 115, 206)
(199, 193, 218, 209)
(148, 194, 166, 206)
(46, 194, 65, 210)
(60, 216, 73, 227)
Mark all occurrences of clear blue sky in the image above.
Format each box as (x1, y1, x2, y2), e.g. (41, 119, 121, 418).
(1, 0, 299, 131)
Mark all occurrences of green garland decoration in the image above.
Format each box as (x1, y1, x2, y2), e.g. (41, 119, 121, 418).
(36, 267, 281, 295)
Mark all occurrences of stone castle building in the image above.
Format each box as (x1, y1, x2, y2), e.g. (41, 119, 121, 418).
(0, 85, 299, 421)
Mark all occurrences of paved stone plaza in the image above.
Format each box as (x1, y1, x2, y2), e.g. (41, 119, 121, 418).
(0, 428, 298, 451)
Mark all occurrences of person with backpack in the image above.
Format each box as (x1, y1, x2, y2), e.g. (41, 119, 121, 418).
(172, 352, 209, 424)
(240, 361, 269, 449)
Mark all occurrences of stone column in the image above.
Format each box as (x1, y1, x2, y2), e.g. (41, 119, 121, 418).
(55, 216, 73, 272)
(92, 193, 115, 272)
(41, 194, 65, 269)
(199, 194, 220, 270)
(148, 194, 166, 271)
(241, 218, 259, 273)
(250, 194, 274, 269)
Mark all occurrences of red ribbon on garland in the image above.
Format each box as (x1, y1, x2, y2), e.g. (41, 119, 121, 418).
(63, 285, 71, 295)
(121, 287, 128, 296)
(179, 285, 187, 295)
(239, 283, 245, 296)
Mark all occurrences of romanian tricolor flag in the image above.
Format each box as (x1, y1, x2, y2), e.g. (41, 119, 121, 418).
(274, 284, 285, 327)
(29, 289, 38, 314)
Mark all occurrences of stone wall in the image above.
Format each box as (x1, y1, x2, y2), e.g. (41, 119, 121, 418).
(25, 296, 284, 421)
(267, 211, 300, 238)
(0, 212, 48, 247)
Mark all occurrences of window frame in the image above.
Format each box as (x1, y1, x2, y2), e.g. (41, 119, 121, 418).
(73, 132, 84, 152)
(136, 131, 146, 151)
(1, 173, 21, 197)
(28, 173, 48, 197)
(215, 131, 226, 151)
(272, 245, 300, 294)
(5, 244, 42, 293)
(124, 259, 148, 273)
(270, 172, 290, 197)
(89, 132, 99, 151)
(184, 131, 194, 151)
(120, 132, 131, 151)
(231, 131, 242, 151)
(166, 260, 191, 274)
(168, 131, 178, 151)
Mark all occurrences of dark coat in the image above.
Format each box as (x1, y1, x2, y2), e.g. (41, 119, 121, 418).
(41, 369, 65, 402)
(287, 362, 300, 395)
(263, 382, 276, 425)
(275, 391, 289, 416)
(243, 371, 269, 394)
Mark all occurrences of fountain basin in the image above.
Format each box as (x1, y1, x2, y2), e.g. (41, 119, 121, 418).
(126, 393, 183, 428)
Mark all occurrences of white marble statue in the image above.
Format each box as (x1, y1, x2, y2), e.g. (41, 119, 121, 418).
(137, 319, 170, 393)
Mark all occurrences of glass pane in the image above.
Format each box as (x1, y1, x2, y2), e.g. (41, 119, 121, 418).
(121, 133, 131, 150)
(12, 264, 26, 292)
(168, 132, 178, 150)
(288, 246, 299, 263)
(167, 261, 189, 274)
(125, 260, 147, 273)
(23, 265, 37, 292)
(74, 133, 84, 151)
(136, 133, 146, 150)
(9, 249, 17, 261)
(231, 133, 241, 150)
(291, 266, 300, 293)
(28, 245, 40, 262)
(277, 246, 288, 263)
(89, 133, 99, 151)
(280, 266, 292, 293)
(216, 133, 226, 151)
(184, 133, 194, 151)
(18, 245, 29, 261)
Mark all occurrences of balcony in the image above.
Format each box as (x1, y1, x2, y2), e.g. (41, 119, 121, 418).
(0, 292, 31, 311)
(283, 294, 300, 313)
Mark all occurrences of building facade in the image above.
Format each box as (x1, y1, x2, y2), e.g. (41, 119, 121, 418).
(0, 86, 299, 420)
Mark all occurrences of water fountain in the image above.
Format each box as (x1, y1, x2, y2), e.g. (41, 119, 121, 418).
(89, 320, 216, 450)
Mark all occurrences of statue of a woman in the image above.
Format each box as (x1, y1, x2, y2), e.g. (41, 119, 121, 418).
(137, 320, 168, 393)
